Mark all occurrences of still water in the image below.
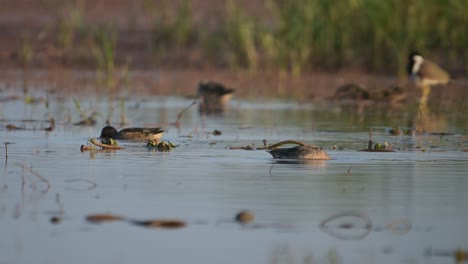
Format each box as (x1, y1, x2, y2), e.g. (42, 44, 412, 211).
(0, 94, 467, 264)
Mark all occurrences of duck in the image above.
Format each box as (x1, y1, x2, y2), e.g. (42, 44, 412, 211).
(407, 51, 450, 87)
(197, 81, 235, 114)
(267, 141, 331, 160)
(99, 126, 165, 141)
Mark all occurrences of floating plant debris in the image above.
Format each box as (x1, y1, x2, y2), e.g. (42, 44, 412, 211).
(147, 140, 176, 151)
(85, 213, 186, 229)
(6, 124, 23, 130)
(132, 219, 187, 229)
(385, 218, 412, 235)
(85, 213, 124, 223)
(89, 138, 125, 150)
(50, 216, 63, 224)
(359, 140, 395, 152)
(235, 210, 255, 224)
(425, 248, 468, 262)
(228, 145, 256, 150)
(80, 145, 95, 152)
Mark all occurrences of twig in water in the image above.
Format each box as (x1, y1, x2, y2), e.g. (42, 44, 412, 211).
(4, 142, 8, 159)
(14, 162, 51, 190)
(65, 179, 97, 190)
(89, 138, 125, 150)
(174, 100, 197, 129)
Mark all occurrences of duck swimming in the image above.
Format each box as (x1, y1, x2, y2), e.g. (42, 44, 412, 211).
(100, 126, 165, 141)
(268, 145, 330, 160)
(266, 140, 331, 160)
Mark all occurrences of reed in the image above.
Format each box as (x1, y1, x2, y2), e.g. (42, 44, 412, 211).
(20, 38, 33, 100)
(223, 0, 259, 71)
(149, 0, 195, 64)
(209, 0, 468, 74)
(57, 6, 83, 51)
(92, 23, 118, 92)
(35, 0, 468, 75)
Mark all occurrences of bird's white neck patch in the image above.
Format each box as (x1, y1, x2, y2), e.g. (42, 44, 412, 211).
(412, 55, 424, 74)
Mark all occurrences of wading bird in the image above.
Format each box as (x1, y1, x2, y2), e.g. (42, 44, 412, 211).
(407, 51, 450, 104)
(407, 51, 450, 132)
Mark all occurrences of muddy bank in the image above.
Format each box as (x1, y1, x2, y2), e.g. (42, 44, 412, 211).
(1, 68, 467, 109)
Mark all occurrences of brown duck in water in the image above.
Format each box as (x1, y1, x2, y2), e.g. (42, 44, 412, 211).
(100, 126, 165, 141)
(198, 81, 235, 114)
(267, 140, 331, 160)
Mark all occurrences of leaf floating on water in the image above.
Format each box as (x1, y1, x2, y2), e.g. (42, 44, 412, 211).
(235, 210, 255, 224)
(132, 219, 187, 229)
(85, 213, 124, 223)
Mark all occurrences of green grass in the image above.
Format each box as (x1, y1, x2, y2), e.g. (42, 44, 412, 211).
(92, 23, 118, 92)
(47, 0, 468, 75)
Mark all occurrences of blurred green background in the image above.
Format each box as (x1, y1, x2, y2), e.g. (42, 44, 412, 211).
(1, 0, 467, 78)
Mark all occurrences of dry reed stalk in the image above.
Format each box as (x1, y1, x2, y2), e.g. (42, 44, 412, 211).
(14, 162, 50, 189)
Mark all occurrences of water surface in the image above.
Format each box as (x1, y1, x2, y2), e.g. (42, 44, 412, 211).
(1, 95, 467, 264)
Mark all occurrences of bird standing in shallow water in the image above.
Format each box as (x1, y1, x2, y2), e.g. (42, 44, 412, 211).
(407, 51, 450, 132)
(407, 51, 450, 105)
(407, 52, 450, 87)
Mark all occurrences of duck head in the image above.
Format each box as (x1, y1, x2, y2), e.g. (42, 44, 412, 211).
(100, 126, 118, 139)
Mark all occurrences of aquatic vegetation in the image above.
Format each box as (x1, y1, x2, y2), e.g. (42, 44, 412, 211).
(92, 23, 118, 92)
(20, 38, 33, 100)
(56, 5, 83, 52)
(147, 140, 176, 151)
(359, 139, 394, 152)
